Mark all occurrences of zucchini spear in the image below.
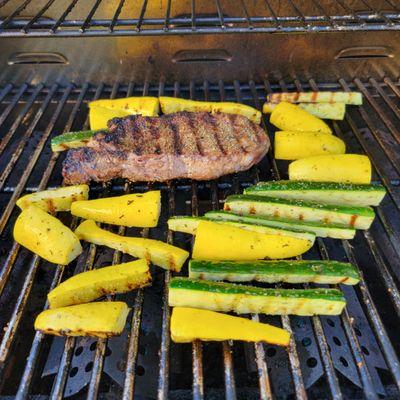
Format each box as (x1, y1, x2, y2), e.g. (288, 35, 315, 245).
(267, 91, 362, 105)
(204, 210, 356, 240)
(171, 307, 290, 345)
(224, 194, 375, 230)
(169, 278, 347, 316)
(189, 260, 360, 285)
(51, 130, 101, 152)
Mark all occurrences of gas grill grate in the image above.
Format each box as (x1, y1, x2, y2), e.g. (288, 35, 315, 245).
(0, 0, 400, 37)
(0, 77, 399, 399)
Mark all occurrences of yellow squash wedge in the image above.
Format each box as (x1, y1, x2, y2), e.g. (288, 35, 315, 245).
(263, 102, 346, 120)
(289, 154, 371, 184)
(89, 96, 159, 130)
(192, 221, 313, 260)
(270, 102, 332, 133)
(159, 96, 261, 124)
(14, 205, 82, 265)
(75, 220, 189, 271)
(71, 191, 161, 228)
(275, 131, 346, 160)
(34, 302, 129, 338)
(48, 259, 151, 309)
(171, 307, 290, 346)
(16, 185, 89, 213)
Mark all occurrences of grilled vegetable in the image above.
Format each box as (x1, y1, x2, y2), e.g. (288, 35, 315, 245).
(90, 96, 160, 116)
(168, 216, 315, 242)
(75, 220, 188, 271)
(263, 102, 346, 120)
(224, 195, 375, 230)
(34, 302, 130, 338)
(189, 260, 360, 285)
(169, 278, 346, 316)
(89, 97, 159, 130)
(192, 221, 314, 261)
(275, 131, 345, 160)
(205, 210, 356, 239)
(267, 91, 362, 105)
(289, 154, 372, 184)
(48, 259, 151, 309)
(16, 184, 89, 213)
(171, 307, 290, 345)
(14, 206, 82, 265)
(51, 130, 100, 152)
(245, 180, 386, 207)
(159, 96, 261, 124)
(270, 102, 332, 134)
(71, 191, 161, 228)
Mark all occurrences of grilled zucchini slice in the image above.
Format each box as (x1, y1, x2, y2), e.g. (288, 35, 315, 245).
(51, 130, 100, 152)
(245, 180, 386, 207)
(224, 195, 375, 230)
(192, 220, 314, 260)
(171, 307, 290, 345)
(159, 96, 261, 124)
(169, 278, 346, 316)
(75, 220, 188, 272)
(71, 191, 161, 228)
(267, 91, 362, 105)
(16, 184, 89, 213)
(14, 205, 82, 265)
(189, 259, 360, 285)
(48, 259, 151, 309)
(205, 210, 356, 239)
(34, 302, 130, 338)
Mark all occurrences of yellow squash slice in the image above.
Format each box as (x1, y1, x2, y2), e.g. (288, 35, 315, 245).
(171, 307, 290, 346)
(75, 220, 189, 271)
(270, 102, 332, 134)
(192, 221, 313, 261)
(159, 96, 261, 124)
(48, 259, 151, 309)
(34, 302, 130, 338)
(289, 154, 371, 184)
(263, 102, 346, 120)
(71, 191, 161, 228)
(275, 131, 346, 160)
(14, 206, 82, 265)
(16, 185, 89, 213)
(89, 96, 159, 130)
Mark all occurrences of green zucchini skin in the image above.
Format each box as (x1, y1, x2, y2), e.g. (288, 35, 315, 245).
(224, 194, 374, 230)
(189, 260, 360, 285)
(51, 130, 102, 152)
(245, 180, 386, 207)
(205, 211, 356, 239)
(169, 278, 346, 316)
(167, 216, 315, 243)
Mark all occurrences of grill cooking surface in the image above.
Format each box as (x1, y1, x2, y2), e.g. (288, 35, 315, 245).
(0, 78, 399, 399)
(0, 0, 400, 36)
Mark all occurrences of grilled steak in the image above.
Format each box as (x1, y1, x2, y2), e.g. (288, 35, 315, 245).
(62, 111, 269, 184)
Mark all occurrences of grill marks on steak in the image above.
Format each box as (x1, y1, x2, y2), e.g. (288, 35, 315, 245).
(62, 111, 269, 184)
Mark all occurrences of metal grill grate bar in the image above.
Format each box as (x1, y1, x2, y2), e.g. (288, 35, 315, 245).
(1, 0, 400, 36)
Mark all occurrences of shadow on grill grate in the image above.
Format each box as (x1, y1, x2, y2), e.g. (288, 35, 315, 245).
(0, 77, 399, 399)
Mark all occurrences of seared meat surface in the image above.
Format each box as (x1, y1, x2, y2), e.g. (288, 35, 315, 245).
(62, 112, 269, 184)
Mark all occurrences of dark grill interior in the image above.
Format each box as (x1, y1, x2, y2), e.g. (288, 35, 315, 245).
(0, 77, 399, 399)
(0, 0, 400, 36)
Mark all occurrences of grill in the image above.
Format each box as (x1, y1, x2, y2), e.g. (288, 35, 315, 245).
(1, 0, 400, 397)
(0, 0, 400, 36)
(0, 77, 399, 399)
